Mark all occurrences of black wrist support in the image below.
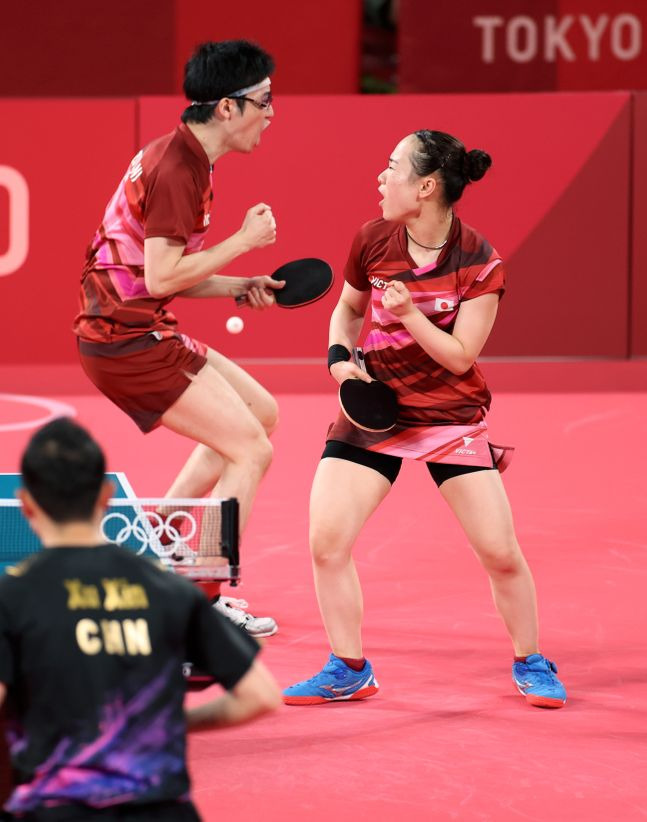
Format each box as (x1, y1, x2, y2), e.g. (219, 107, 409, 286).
(327, 344, 351, 372)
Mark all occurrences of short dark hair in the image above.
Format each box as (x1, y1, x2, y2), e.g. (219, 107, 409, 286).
(21, 418, 106, 523)
(181, 39, 275, 125)
(411, 130, 492, 206)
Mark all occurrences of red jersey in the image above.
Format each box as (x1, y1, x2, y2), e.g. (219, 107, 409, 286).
(328, 216, 506, 457)
(73, 124, 212, 344)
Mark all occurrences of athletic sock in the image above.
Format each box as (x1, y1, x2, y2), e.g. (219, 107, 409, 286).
(338, 656, 366, 672)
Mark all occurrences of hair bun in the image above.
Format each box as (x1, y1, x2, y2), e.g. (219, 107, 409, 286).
(464, 149, 492, 182)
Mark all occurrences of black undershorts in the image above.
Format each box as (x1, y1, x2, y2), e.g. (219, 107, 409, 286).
(322, 440, 496, 487)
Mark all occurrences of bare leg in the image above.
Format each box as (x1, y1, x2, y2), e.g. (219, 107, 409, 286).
(439, 469, 539, 656)
(309, 458, 391, 658)
(164, 444, 224, 500)
(160, 362, 272, 531)
(164, 348, 278, 500)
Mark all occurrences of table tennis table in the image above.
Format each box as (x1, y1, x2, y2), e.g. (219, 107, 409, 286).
(0, 473, 239, 580)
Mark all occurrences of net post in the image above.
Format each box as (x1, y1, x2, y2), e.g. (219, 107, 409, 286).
(221, 497, 240, 585)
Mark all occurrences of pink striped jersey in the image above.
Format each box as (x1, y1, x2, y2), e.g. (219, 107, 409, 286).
(327, 216, 506, 457)
(73, 124, 212, 344)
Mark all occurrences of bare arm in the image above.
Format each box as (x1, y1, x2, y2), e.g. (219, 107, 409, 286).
(144, 203, 276, 299)
(176, 273, 285, 310)
(328, 282, 373, 384)
(185, 659, 281, 731)
(382, 281, 500, 375)
(176, 274, 253, 300)
(0, 682, 5, 710)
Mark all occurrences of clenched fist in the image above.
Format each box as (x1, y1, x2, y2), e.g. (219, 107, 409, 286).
(239, 203, 277, 250)
(382, 280, 415, 318)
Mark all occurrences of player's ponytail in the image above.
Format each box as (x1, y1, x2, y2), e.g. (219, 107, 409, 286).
(463, 149, 492, 182)
(412, 130, 492, 205)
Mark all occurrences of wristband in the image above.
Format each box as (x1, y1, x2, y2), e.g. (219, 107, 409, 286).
(327, 344, 351, 373)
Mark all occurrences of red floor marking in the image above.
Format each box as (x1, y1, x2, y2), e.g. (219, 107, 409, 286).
(2, 382, 646, 820)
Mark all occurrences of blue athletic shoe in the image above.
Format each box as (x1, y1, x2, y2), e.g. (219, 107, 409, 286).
(283, 654, 379, 705)
(512, 654, 567, 708)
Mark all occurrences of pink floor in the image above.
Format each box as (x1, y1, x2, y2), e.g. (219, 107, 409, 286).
(1, 375, 646, 821)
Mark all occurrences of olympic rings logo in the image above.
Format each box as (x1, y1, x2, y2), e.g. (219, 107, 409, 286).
(100, 510, 197, 557)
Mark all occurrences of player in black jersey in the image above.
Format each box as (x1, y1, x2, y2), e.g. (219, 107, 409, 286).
(0, 418, 280, 821)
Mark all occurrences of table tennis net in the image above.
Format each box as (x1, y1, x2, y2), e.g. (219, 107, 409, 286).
(0, 497, 240, 581)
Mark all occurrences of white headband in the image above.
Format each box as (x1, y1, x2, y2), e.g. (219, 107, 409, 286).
(190, 79, 270, 107)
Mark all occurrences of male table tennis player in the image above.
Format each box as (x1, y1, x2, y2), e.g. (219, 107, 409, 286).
(0, 418, 281, 821)
(73, 40, 284, 636)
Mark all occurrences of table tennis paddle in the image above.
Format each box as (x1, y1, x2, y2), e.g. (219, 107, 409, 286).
(338, 347, 398, 432)
(235, 257, 333, 308)
(182, 661, 215, 691)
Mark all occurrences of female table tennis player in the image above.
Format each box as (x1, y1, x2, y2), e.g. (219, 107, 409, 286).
(283, 130, 567, 708)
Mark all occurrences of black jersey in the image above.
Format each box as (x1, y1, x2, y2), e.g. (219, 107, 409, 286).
(0, 545, 258, 814)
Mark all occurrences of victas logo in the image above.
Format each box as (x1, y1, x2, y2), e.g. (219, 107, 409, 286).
(455, 436, 476, 456)
(368, 275, 390, 290)
(434, 297, 455, 312)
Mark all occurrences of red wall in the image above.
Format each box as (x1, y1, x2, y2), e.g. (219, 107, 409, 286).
(2, 2, 643, 97)
(0, 2, 175, 96)
(0, 100, 137, 366)
(631, 92, 647, 356)
(174, 0, 361, 94)
(0, 1, 361, 97)
(0, 92, 638, 368)
(400, 0, 647, 92)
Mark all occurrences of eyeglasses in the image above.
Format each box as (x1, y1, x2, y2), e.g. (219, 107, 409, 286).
(235, 92, 273, 110)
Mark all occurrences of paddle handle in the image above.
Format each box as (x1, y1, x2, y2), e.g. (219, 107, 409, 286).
(352, 347, 367, 373)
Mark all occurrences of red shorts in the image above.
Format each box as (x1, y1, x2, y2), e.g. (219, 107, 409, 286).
(78, 333, 208, 433)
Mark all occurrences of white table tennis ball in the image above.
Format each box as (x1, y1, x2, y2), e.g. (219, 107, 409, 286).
(226, 316, 244, 334)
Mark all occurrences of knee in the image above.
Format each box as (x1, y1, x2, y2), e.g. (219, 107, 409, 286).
(310, 523, 352, 569)
(475, 538, 524, 577)
(231, 427, 273, 474)
(261, 397, 279, 436)
(251, 434, 273, 474)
